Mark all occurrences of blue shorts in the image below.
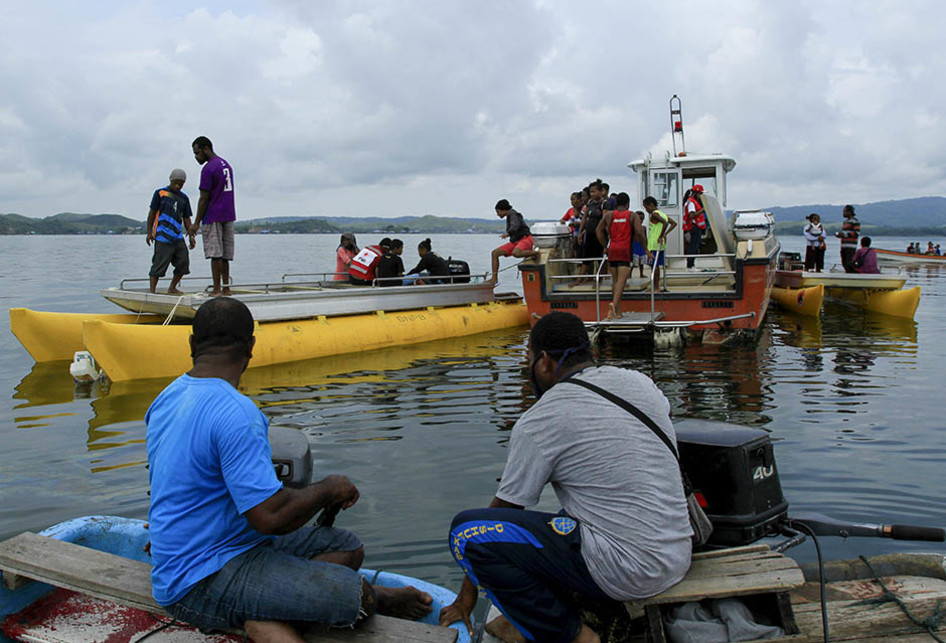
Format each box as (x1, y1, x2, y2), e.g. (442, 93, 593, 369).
(648, 250, 665, 267)
(449, 508, 611, 643)
(168, 526, 364, 632)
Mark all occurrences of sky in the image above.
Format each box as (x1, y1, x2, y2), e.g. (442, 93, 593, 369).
(2, 0, 945, 221)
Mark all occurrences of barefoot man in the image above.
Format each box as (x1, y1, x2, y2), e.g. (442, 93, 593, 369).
(146, 297, 432, 641)
(596, 192, 646, 319)
(146, 168, 196, 294)
(440, 312, 692, 643)
(490, 199, 539, 283)
(189, 136, 235, 296)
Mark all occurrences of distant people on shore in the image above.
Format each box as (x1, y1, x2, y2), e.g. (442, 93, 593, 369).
(146, 169, 196, 294)
(335, 233, 359, 281)
(836, 205, 860, 273)
(490, 199, 538, 283)
(189, 136, 236, 296)
(853, 237, 880, 274)
(803, 213, 826, 272)
(406, 238, 451, 285)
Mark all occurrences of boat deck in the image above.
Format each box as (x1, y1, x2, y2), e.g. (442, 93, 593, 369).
(101, 276, 498, 322)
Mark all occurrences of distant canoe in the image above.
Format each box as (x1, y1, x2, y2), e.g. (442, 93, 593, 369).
(875, 248, 946, 264)
(771, 284, 824, 317)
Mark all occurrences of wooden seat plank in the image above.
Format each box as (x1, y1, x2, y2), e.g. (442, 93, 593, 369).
(0, 532, 457, 643)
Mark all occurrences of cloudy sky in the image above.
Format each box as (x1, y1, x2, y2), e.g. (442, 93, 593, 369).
(2, 1, 944, 221)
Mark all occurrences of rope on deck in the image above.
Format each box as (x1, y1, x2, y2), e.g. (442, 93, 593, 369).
(854, 555, 946, 643)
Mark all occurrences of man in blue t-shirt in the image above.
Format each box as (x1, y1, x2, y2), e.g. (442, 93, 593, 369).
(146, 168, 196, 294)
(146, 298, 433, 640)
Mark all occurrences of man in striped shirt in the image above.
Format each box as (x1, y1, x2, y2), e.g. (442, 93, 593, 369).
(835, 204, 860, 273)
(146, 168, 196, 294)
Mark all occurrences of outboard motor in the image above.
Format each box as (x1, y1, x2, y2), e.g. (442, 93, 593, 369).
(445, 256, 471, 284)
(531, 222, 575, 259)
(675, 420, 789, 547)
(269, 426, 313, 488)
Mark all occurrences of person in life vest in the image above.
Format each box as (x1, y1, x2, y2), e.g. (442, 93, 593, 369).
(682, 185, 708, 270)
(348, 238, 391, 286)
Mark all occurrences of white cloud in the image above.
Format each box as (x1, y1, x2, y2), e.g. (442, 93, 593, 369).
(1, 0, 946, 220)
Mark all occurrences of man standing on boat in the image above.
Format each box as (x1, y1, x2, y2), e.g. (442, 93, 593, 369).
(146, 297, 433, 641)
(643, 196, 677, 289)
(836, 204, 860, 273)
(188, 136, 235, 296)
(146, 168, 196, 294)
(440, 312, 692, 643)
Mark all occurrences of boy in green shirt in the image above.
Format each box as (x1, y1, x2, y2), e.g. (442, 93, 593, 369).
(643, 196, 677, 289)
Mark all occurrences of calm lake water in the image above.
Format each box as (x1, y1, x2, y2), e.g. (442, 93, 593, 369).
(1, 232, 945, 592)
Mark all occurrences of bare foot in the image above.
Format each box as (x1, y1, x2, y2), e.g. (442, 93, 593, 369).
(210, 290, 222, 297)
(374, 585, 433, 620)
(572, 624, 600, 643)
(167, 288, 184, 295)
(605, 304, 622, 321)
(222, 287, 232, 296)
(486, 615, 526, 643)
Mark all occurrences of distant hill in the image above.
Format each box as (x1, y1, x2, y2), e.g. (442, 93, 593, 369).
(4, 197, 946, 235)
(0, 212, 144, 235)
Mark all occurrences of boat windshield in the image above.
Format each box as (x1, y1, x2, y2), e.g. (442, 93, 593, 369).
(649, 171, 680, 208)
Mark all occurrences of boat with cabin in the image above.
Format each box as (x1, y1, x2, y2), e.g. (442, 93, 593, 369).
(521, 98, 779, 340)
(9, 271, 528, 382)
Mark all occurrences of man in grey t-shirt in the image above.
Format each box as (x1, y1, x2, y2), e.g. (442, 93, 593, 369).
(440, 312, 692, 643)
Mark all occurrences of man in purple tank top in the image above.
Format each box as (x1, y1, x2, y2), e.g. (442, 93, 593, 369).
(189, 136, 236, 296)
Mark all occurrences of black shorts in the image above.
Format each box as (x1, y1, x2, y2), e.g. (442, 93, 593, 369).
(150, 240, 190, 278)
(609, 261, 631, 268)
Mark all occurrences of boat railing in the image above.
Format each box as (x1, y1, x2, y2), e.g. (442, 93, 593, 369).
(282, 272, 489, 286)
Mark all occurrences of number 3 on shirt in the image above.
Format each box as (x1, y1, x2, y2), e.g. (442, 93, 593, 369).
(223, 168, 233, 192)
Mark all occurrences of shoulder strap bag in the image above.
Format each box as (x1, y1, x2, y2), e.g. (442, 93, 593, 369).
(562, 377, 713, 546)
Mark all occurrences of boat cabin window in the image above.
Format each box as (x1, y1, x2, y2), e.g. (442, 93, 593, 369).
(648, 171, 679, 208)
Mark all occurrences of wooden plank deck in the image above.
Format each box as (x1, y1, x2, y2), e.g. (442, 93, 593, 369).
(0, 532, 457, 643)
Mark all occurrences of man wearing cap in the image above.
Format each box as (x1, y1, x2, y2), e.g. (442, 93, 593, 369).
(146, 168, 196, 294)
(682, 185, 707, 270)
(188, 136, 236, 296)
(440, 312, 692, 643)
(146, 297, 433, 641)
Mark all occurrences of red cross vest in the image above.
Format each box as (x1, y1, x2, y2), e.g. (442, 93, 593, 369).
(349, 245, 383, 282)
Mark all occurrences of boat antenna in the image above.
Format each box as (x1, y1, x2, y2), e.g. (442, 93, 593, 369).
(670, 94, 686, 157)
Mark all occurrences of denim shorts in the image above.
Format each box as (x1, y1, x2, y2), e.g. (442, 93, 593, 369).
(168, 525, 364, 632)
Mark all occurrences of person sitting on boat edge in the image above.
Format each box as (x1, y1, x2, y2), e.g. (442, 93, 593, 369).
(348, 237, 390, 286)
(440, 312, 692, 643)
(835, 204, 860, 273)
(682, 184, 708, 270)
(643, 196, 677, 290)
(334, 232, 359, 281)
(803, 213, 826, 272)
(146, 168, 196, 294)
(145, 297, 433, 642)
(852, 236, 880, 274)
(490, 199, 539, 283)
(376, 238, 406, 287)
(597, 192, 647, 320)
(406, 238, 451, 285)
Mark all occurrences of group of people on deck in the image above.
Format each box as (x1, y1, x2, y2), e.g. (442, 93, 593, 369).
(145, 302, 691, 643)
(335, 234, 453, 286)
(803, 204, 879, 274)
(906, 241, 942, 255)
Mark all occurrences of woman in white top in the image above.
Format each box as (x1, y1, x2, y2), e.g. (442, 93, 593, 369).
(803, 213, 826, 272)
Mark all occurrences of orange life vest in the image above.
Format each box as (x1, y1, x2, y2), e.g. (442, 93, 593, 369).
(348, 245, 383, 282)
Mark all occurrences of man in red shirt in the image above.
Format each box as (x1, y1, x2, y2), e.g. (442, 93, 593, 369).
(597, 193, 647, 319)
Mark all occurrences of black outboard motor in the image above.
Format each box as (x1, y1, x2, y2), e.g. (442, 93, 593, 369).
(269, 427, 313, 489)
(446, 257, 471, 284)
(675, 420, 789, 547)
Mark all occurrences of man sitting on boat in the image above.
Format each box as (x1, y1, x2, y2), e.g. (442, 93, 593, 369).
(145, 297, 433, 641)
(349, 237, 390, 285)
(440, 312, 692, 643)
(491, 199, 539, 283)
(852, 236, 880, 274)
